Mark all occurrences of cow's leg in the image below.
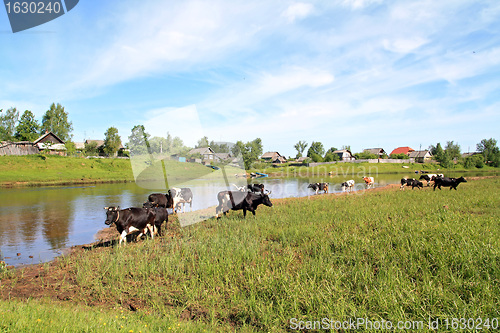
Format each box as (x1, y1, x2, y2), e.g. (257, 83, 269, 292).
(243, 209, 247, 218)
(119, 230, 128, 245)
(147, 224, 155, 239)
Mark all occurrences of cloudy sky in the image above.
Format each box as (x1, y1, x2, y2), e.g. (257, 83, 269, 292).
(1, 0, 499, 157)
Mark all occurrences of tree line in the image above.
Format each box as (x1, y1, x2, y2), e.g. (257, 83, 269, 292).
(292, 139, 500, 168)
(0, 103, 122, 156)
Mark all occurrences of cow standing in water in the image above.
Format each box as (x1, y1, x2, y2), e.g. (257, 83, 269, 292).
(363, 177, 374, 189)
(308, 183, 329, 194)
(341, 180, 355, 192)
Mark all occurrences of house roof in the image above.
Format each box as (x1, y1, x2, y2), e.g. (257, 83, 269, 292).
(188, 147, 215, 155)
(33, 132, 65, 145)
(85, 139, 105, 147)
(462, 152, 480, 158)
(333, 149, 353, 156)
(363, 148, 386, 155)
(214, 153, 231, 160)
(390, 147, 414, 155)
(261, 151, 281, 159)
(408, 150, 431, 158)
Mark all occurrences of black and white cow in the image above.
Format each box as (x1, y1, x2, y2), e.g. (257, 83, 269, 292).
(418, 174, 444, 186)
(433, 176, 467, 191)
(145, 193, 171, 208)
(248, 183, 265, 193)
(142, 203, 168, 236)
(104, 207, 156, 245)
(341, 180, 355, 192)
(307, 182, 329, 194)
(400, 178, 413, 190)
(215, 191, 273, 218)
(168, 187, 193, 213)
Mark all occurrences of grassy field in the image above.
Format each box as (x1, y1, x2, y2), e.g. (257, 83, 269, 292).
(1, 177, 499, 332)
(253, 161, 499, 178)
(0, 155, 134, 187)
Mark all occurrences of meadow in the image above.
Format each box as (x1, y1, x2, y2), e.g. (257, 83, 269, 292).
(1, 177, 499, 332)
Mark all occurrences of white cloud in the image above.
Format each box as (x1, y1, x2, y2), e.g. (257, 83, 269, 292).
(282, 3, 315, 22)
(341, 0, 383, 10)
(382, 37, 428, 54)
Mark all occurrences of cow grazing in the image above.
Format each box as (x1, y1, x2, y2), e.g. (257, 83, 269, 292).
(308, 182, 329, 194)
(363, 176, 375, 189)
(418, 174, 444, 186)
(433, 176, 467, 191)
(215, 191, 273, 218)
(168, 187, 193, 213)
(341, 180, 355, 192)
(104, 207, 156, 245)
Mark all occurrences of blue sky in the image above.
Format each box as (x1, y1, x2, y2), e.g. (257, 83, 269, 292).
(1, 0, 499, 157)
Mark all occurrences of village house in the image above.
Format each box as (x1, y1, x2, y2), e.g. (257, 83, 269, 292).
(261, 151, 286, 163)
(390, 146, 415, 156)
(332, 149, 355, 161)
(408, 150, 433, 163)
(363, 148, 387, 158)
(33, 132, 67, 156)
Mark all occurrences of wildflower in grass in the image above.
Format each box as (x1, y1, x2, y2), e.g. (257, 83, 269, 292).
(37, 319, 41, 322)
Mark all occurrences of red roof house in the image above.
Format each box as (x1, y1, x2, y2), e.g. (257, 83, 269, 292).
(390, 147, 415, 156)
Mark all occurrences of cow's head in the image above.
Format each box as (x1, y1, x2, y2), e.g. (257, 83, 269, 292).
(104, 206, 119, 225)
(457, 176, 467, 183)
(143, 201, 154, 208)
(261, 193, 273, 208)
(307, 184, 314, 189)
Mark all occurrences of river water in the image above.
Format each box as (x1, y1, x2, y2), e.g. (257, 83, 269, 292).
(0, 171, 492, 266)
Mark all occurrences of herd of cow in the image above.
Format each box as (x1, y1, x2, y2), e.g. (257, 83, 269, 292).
(103, 184, 273, 245)
(104, 174, 467, 245)
(400, 174, 468, 191)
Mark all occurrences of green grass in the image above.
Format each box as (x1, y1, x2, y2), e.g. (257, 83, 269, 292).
(252, 161, 499, 177)
(1, 177, 499, 331)
(0, 155, 134, 186)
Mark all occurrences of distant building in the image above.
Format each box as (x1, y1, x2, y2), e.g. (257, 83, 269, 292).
(261, 151, 284, 162)
(187, 147, 231, 162)
(34, 132, 67, 156)
(408, 150, 432, 163)
(363, 148, 387, 158)
(390, 146, 415, 156)
(333, 149, 355, 161)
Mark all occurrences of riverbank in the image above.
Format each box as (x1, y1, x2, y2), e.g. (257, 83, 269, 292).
(2, 155, 498, 188)
(251, 161, 499, 178)
(0, 155, 134, 187)
(1, 177, 499, 332)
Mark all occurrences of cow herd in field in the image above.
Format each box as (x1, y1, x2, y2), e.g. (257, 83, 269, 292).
(104, 173, 467, 245)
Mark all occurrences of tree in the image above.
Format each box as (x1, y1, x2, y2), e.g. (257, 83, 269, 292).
(148, 136, 169, 154)
(294, 141, 308, 158)
(41, 103, 73, 142)
(0, 107, 19, 141)
(15, 110, 39, 141)
(445, 141, 461, 161)
(196, 136, 209, 148)
(232, 138, 263, 169)
(209, 140, 230, 153)
(477, 138, 500, 166)
(84, 141, 99, 156)
(307, 141, 324, 158)
(103, 127, 122, 157)
(128, 125, 151, 155)
(390, 153, 410, 159)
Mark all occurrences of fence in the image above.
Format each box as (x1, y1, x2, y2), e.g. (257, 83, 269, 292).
(307, 159, 416, 167)
(0, 141, 40, 156)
